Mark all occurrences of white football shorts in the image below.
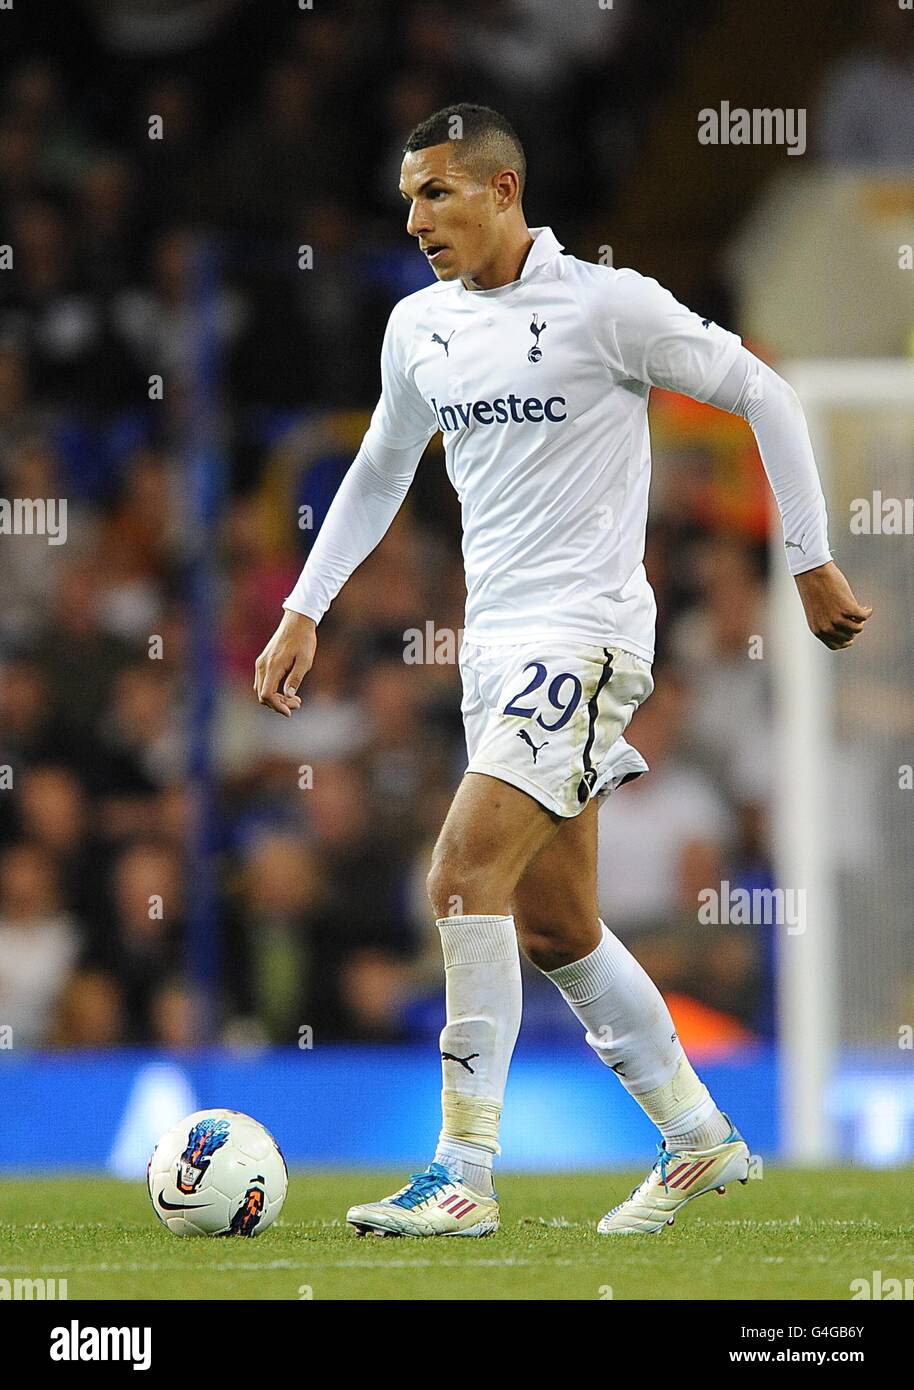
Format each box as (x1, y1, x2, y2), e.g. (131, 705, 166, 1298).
(459, 638, 654, 819)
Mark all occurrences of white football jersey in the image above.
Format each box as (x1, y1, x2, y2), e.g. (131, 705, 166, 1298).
(360, 227, 744, 661)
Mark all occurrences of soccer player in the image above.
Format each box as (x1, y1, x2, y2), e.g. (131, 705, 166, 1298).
(254, 105, 872, 1237)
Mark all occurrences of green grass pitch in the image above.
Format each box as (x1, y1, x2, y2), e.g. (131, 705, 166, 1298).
(1, 1169, 911, 1300)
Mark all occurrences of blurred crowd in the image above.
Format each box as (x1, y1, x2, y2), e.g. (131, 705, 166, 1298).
(2, 0, 893, 1053)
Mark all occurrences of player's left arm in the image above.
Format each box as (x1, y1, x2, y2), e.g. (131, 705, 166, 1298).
(704, 349, 872, 650)
(600, 270, 872, 651)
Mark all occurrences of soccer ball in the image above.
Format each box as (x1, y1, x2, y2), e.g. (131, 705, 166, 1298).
(147, 1109, 288, 1237)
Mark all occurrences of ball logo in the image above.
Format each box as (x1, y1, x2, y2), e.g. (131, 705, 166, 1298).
(527, 312, 547, 362)
(176, 1117, 230, 1194)
(226, 1183, 266, 1237)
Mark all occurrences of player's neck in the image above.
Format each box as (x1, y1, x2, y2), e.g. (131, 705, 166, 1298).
(461, 228, 534, 292)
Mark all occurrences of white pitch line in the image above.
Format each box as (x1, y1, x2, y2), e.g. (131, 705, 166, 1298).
(712, 1217, 894, 1228)
(310, 1256, 585, 1269)
(0, 1256, 588, 1274)
(0, 1261, 309, 1274)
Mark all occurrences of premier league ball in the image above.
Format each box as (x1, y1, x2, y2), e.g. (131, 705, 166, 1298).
(147, 1109, 288, 1237)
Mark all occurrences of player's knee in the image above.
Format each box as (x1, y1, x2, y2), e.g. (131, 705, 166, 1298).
(426, 858, 498, 919)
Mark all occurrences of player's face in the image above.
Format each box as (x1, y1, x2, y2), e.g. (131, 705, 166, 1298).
(399, 144, 500, 284)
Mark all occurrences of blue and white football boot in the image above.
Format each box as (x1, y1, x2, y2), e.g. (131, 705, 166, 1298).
(347, 1162, 499, 1238)
(598, 1116, 751, 1234)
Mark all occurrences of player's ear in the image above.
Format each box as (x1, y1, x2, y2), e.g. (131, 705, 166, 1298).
(492, 169, 519, 212)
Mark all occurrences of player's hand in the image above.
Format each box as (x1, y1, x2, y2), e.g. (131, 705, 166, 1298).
(254, 609, 317, 716)
(793, 561, 872, 650)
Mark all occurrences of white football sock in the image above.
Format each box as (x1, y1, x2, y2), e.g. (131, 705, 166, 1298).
(634, 1054, 732, 1152)
(543, 919, 731, 1152)
(432, 914, 522, 1196)
(433, 1137, 495, 1197)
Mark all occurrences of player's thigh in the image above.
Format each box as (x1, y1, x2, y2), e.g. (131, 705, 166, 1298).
(428, 769, 563, 906)
(511, 797, 599, 942)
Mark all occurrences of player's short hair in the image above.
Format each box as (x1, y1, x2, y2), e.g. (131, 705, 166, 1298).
(403, 103, 526, 201)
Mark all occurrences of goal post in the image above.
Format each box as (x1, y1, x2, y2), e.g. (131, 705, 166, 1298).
(771, 360, 914, 1163)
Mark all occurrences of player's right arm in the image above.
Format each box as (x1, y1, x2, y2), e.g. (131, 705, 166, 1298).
(254, 303, 437, 716)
